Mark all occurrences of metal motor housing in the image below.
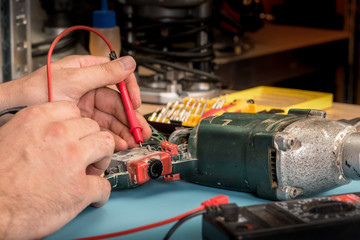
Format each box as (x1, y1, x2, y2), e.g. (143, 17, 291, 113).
(179, 109, 359, 200)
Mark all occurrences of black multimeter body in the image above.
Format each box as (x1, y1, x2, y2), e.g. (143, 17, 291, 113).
(203, 192, 360, 240)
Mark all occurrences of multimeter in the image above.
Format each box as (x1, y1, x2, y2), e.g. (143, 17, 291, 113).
(203, 192, 360, 240)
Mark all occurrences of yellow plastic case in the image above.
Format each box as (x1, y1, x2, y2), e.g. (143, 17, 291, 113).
(216, 86, 333, 114)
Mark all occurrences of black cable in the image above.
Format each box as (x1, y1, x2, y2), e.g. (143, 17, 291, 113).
(140, 63, 167, 74)
(163, 209, 207, 240)
(181, 76, 220, 83)
(138, 25, 211, 45)
(185, 43, 213, 53)
(0, 106, 27, 117)
(120, 10, 217, 87)
(32, 32, 76, 48)
(32, 35, 77, 57)
(32, 42, 76, 57)
(122, 18, 210, 31)
(125, 44, 214, 59)
(136, 58, 221, 81)
(177, 56, 214, 63)
(32, 38, 57, 48)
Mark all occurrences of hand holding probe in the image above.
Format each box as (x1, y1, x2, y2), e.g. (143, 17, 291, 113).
(46, 25, 143, 146)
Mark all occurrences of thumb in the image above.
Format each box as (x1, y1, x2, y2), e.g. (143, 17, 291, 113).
(66, 56, 137, 92)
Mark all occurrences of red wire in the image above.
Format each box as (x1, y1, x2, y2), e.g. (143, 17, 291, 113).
(71, 205, 205, 240)
(46, 25, 114, 102)
(70, 195, 229, 240)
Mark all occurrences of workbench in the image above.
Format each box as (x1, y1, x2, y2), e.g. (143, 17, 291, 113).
(45, 102, 360, 240)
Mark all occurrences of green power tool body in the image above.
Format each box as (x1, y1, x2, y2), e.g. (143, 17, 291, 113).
(105, 109, 360, 200)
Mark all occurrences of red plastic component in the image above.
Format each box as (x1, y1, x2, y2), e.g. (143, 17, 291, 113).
(201, 195, 229, 207)
(161, 141, 179, 156)
(164, 173, 181, 181)
(127, 152, 172, 184)
(331, 193, 360, 203)
(201, 103, 242, 119)
(244, 224, 256, 230)
(117, 81, 143, 144)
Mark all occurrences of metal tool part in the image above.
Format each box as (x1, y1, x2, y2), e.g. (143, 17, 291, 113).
(173, 109, 360, 200)
(108, 109, 360, 200)
(1, 0, 32, 82)
(117, 0, 221, 104)
(165, 101, 179, 122)
(199, 100, 208, 116)
(148, 108, 160, 122)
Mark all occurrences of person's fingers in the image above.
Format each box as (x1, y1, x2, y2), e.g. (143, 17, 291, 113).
(57, 117, 101, 140)
(52, 55, 110, 69)
(101, 127, 130, 151)
(16, 101, 81, 122)
(91, 88, 150, 135)
(108, 118, 137, 149)
(79, 87, 141, 129)
(90, 107, 152, 148)
(90, 108, 137, 148)
(86, 156, 112, 176)
(94, 88, 128, 125)
(124, 73, 142, 109)
(53, 56, 136, 95)
(86, 175, 111, 208)
(79, 131, 115, 169)
(77, 88, 129, 133)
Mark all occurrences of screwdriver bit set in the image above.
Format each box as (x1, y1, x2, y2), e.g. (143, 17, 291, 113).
(146, 86, 333, 132)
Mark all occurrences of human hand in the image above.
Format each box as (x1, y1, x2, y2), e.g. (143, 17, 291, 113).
(1, 55, 151, 151)
(0, 101, 114, 239)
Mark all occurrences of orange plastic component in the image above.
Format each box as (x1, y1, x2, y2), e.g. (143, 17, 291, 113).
(161, 141, 179, 156)
(164, 173, 181, 181)
(127, 152, 172, 184)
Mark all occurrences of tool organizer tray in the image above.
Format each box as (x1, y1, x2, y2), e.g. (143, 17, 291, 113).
(146, 86, 333, 134)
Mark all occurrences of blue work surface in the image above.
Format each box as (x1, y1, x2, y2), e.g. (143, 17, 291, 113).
(46, 179, 360, 240)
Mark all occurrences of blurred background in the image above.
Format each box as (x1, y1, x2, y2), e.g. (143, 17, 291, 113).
(0, 0, 358, 104)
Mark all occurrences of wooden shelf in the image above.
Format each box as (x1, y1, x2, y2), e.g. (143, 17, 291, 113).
(215, 23, 350, 64)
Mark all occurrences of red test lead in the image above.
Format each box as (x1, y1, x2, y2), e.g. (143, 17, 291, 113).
(117, 81, 143, 144)
(71, 195, 229, 240)
(109, 51, 143, 145)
